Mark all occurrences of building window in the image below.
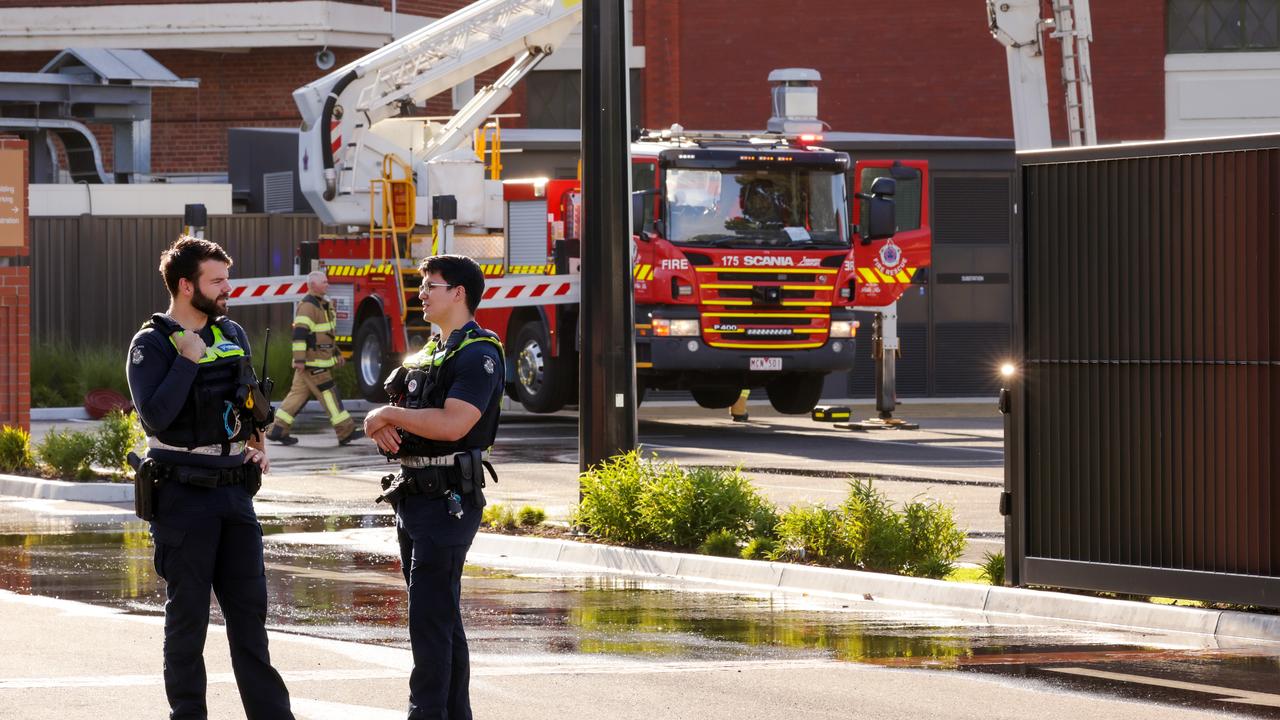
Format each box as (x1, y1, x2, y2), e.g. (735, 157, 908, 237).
(1168, 0, 1280, 53)
(526, 69, 644, 129)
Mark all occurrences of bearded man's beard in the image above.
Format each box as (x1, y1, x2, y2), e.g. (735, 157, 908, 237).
(192, 287, 228, 317)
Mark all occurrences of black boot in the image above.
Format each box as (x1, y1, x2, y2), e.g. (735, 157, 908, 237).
(266, 425, 299, 446)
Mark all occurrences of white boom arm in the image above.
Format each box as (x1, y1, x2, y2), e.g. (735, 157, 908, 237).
(294, 0, 583, 226)
(987, 0, 1052, 150)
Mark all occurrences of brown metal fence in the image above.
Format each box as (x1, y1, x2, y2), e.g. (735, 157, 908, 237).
(28, 214, 325, 351)
(1008, 134, 1280, 606)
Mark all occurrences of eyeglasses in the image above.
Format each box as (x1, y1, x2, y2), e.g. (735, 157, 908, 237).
(423, 282, 457, 292)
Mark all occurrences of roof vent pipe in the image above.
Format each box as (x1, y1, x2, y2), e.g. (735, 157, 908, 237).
(766, 68, 824, 136)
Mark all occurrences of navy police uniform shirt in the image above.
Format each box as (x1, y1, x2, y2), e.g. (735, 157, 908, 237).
(126, 317, 252, 469)
(438, 320, 504, 424)
(398, 320, 503, 547)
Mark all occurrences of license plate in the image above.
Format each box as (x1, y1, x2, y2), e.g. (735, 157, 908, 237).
(750, 357, 782, 371)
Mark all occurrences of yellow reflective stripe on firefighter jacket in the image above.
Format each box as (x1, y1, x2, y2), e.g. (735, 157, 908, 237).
(292, 293, 339, 368)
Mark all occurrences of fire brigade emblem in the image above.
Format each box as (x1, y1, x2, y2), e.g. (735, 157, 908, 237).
(875, 240, 907, 275)
(131, 347, 144, 365)
(483, 357, 495, 375)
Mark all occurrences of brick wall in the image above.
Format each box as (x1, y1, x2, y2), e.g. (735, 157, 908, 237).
(644, 0, 1165, 144)
(0, 137, 29, 432)
(0, 0, 1166, 174)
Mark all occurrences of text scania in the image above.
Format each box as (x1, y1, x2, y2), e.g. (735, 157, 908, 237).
(741, 256, 796, 267)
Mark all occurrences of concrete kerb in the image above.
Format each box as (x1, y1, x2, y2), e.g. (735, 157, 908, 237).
(465, 533, 1280, 645)
(0, 473, 133, 502)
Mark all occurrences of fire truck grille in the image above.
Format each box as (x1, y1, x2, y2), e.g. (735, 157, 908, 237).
(713, 271, 831, 282)
(715, 288, 816, 301)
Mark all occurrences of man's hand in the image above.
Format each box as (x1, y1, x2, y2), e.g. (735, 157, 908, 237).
(336, 354, 346, 367)
(364, 406, 402, 454)
(370, 426, 401, 454)
(293, 360, 305, 370)
(244, 444, 270, 473)
(175, 331, 208, 362)
(363, 405, 397, 434)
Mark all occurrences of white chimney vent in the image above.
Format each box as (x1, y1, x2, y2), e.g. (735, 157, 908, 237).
(767, 68, 824, 136)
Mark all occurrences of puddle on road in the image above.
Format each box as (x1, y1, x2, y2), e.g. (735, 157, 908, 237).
(3, 523, 1280, 716)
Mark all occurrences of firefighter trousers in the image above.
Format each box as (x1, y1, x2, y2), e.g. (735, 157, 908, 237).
(272, 367, 355, 440)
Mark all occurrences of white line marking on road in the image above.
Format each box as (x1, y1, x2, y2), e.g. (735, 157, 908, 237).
(0, 658, 844, 690)
(1046, 667, 1280, 708)
(292, 697, 404, 720)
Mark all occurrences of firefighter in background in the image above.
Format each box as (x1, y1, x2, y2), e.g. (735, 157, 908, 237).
(266, 270, 364, 446)
(730, 388, 750, 422)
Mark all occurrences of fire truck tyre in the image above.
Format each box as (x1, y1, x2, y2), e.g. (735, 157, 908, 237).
(354, 317, 391, 403)
(690, 386, 742, 410)
(513, 321, 568, 414)
(766, 372, 825, 414)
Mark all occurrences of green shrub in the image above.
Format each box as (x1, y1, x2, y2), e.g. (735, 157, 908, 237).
(775, 504, 858, 567)
(746, 503, 781, 540)
(900, 498, 967, 579)
(979, 550, 1005, 586)
(637, 465, 774, 548)
(0, 426, 34, 473)
(517, 505, 546, 527)
(740, 536, 778, 561)
(698, 529, 741, 557)
(482, 503, 517, 529)
(31, 342, 88, 407)
(574, 451, 660, 545)
(37, 428, 98, 480)
(843, 479, 907, 572)
(78, 346, 131, 398)
(92, 409, 145, 476)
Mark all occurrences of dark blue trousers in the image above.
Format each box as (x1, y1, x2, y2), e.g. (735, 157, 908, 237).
(150, 480, 293, 720)
(396, 492, 482, 720)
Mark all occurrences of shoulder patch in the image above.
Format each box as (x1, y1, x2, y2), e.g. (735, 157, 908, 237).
(483, 356, 496, 375)
(131, 346, 145, 365)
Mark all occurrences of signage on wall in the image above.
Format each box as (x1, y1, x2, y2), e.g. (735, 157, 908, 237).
(0, 149, 23, 249)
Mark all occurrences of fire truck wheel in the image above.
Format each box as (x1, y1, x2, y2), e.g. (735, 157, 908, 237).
(766, 372, 825, 414)
(513, 321, 569, 413)
(690, 386, 741, 409)
(354, 317, 391, 402)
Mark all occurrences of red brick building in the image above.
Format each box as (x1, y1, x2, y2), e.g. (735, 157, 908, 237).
(0, 0, 1196, 177)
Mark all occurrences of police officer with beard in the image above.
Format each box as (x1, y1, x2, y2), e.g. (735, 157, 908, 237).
(126, 236, 293, 720)
(363, 254, 504, 720)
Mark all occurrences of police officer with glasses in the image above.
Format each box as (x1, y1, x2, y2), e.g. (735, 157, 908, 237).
(126, 236, 293, 720)
(364, 254, 504, 720)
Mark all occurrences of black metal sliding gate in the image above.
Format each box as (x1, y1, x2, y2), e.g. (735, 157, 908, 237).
(1007, 134, 1280, 606)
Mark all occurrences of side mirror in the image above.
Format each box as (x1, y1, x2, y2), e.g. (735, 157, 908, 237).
(855, 177, 897, 243)
(869, 176, 896, 197)
(631, 189, 659, 237)
(865, 195, 896, 241)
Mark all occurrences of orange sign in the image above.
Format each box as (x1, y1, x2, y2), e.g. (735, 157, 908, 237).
(0, 149, 23, 248)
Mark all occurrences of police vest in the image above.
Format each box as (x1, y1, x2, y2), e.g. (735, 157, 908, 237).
(143, 314, 258, 452)
(391, 326, 504, 458)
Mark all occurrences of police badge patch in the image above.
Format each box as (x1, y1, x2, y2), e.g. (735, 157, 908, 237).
(483, 357, 495, 375)
(407, 379, 419, 394)
(131, 347, 144, 365)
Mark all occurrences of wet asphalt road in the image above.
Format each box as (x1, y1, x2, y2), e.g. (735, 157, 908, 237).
(6, 405, 1279, 717)
(1, 514, 1278, 718)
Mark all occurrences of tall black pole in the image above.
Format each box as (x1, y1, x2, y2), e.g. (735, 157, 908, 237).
(579, 0, 637, 474)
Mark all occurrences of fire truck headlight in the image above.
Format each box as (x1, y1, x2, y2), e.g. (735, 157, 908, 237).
(830, 320, 858, 338)
(668, 319, 700, 337)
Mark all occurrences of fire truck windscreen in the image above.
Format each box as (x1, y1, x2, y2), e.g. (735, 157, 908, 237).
(663, 168, 848, 249)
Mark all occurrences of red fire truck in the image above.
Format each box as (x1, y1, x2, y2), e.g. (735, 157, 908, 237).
(232, 0, 931, 414)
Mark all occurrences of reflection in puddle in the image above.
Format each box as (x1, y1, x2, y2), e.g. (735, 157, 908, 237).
(0, 522, 1190, 667)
